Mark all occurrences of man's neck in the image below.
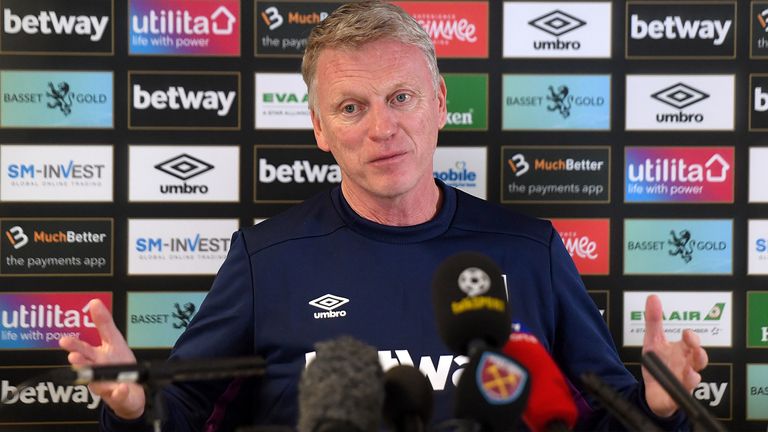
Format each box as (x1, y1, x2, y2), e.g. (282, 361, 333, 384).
(340, 181, 443, 227)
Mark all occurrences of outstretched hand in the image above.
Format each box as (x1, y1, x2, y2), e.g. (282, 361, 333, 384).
(59, 299, 146, 420)
(641, 294, 709, 418)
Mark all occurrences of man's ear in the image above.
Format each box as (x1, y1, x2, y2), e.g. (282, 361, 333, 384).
(310, 109, 330, 153)
(437, 76, 448, 129)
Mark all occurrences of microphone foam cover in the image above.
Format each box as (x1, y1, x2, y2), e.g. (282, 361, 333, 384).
(382, 365, 433, 430)
(298, 336, 384, 432)
(431, 252, 511, 354)
(503, 333, 578, 432)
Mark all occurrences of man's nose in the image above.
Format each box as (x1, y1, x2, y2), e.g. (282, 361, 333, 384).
(368, 103, 397, 141)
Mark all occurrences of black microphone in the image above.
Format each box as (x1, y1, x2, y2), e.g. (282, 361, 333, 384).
(431, 251, 510, 355)
(579, 372, 662, 432)
(51, 356, 266, 385)
(382, 365, 433, 432)
(298, 336, 384, 432)
(641, 351, 726, 432)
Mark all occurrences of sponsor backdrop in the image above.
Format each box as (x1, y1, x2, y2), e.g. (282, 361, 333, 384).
(0, 0, 765, 429)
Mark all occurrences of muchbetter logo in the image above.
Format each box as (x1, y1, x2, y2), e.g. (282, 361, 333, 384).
(309, 294, 349, 320)
(255, 2, 338, 55)
(625, 75, 734, 131)
(503, 2, 611, 58)
(4, 226, 28, 249)
(623, 291, 732, 347)
(752, 2, 768, 58)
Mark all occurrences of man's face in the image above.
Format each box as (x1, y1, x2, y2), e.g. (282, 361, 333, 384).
(310, 38, 447, 202)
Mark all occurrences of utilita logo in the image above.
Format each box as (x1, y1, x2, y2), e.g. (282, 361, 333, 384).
(625, 147, 734, 203)
(528, 9, 586, 51)
(129, 0, 239, 55)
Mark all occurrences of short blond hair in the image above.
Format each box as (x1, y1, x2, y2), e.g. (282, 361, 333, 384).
(301, 1, 440, 110)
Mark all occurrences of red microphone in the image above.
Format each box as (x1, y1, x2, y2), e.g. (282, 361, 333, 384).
(502, 332, 578, 432)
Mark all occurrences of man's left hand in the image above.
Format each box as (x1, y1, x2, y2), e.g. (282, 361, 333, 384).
(641, 294, 709, 418)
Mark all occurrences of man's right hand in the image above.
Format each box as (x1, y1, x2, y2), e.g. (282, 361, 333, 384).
(59, 298, 147, 420)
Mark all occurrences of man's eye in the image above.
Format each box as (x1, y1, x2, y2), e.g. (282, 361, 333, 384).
(394, 93, 410, 103)
(342, 104, 357, 114)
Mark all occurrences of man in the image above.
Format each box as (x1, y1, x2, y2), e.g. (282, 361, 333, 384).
(60, 2, 708, 430)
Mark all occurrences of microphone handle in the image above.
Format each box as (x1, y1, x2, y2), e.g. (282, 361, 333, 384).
(641, 352, 726, 432)
(543, 420, 570, 432)
(579, 372, 662, 432)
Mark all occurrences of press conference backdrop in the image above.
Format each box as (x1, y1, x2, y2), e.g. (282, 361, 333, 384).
(0, 0, 766, 430)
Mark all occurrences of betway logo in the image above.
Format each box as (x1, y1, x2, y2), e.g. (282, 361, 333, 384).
(258, 159, 341, 184)
(693, 381, 727, 407)
(1, 380, 100, 409)
(1, 304, 95, 329)
(305, 350, 469, 391)
(627, 154, 730, 183)
(131, 6, 236, 36)
(3, 8, 109, 42)
(133, 85, 235, 116)
(630, 14, 731, 46)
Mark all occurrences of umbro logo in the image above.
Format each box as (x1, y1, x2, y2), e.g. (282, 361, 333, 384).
(651, 83, 710, 110)
(529, 10, 586, 37)
(155, 154, 214, 180)
(308, 294, 349, 319)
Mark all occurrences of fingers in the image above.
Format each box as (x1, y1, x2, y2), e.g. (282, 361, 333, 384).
(683, 329, 709, 371)
(59, 336, 98, 362)
(87, 299, 121, 346)
(642, 294, 666, 350)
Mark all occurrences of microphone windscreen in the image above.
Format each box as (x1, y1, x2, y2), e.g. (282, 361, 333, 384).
(298, 336, 384, 432)
(383, 365, 433, 431)
(431, 252, 511, 354)
(455, 349, 530, 431)
(503, 333, 578, 432)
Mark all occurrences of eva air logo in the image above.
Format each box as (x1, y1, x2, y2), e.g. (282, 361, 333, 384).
(308, 294, 349, 320)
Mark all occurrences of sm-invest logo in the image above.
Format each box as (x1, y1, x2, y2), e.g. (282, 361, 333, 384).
(0, 70, 113, 128)
(126, 291, 207, 348)
(128, 218, 237, 275)
(392, 1, 488, 58)
(0, 365, 100, 425)
(502, 2, 612, 58)
(0, 0, 112, 55)
(626, 1, 735, 59)
(255, 2, 339, 56)
(129, 0, 239, 56)
(625, 146, 734, 203)
(624, 219, 732, 275)
(254, 73, 311, 130)
(623, 291, 731, 347)
(748, 364, 768, 420)
(128, 71, 239, 130)
(550, 218, 610, 275)
(1, 218, 112, 276)
(433, 146, 486, 199)
(625, 75, 734, 131)
(0, 292, 111, 349)
(443, 74, 488, 131)
(502, 74, 610, 130)
(747, 292, 768, 348)
(501, 146, 610, 203)
(0, 144, 113, 202)
(128, 145, 238, 203)
(254, 145, 340, 203)
(749, 220, 768, 275)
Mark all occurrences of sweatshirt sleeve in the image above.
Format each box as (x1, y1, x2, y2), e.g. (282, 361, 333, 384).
(100, 230, 256, 432)
(545, 229, 689, 431)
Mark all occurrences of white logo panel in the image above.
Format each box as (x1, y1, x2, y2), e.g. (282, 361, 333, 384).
(433, 146, 487, 199)
(625, 75, 734, 131)
(254, 73, 311, 130)
(749, 220, 768, 275)
(128, 219, 238, 275)
(0, 145, 113, 202)
(750, 147, 768, 202)
(128, 145, 239, 202)
(623, 291, 732, 347)
(503, 2, 612, 58)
